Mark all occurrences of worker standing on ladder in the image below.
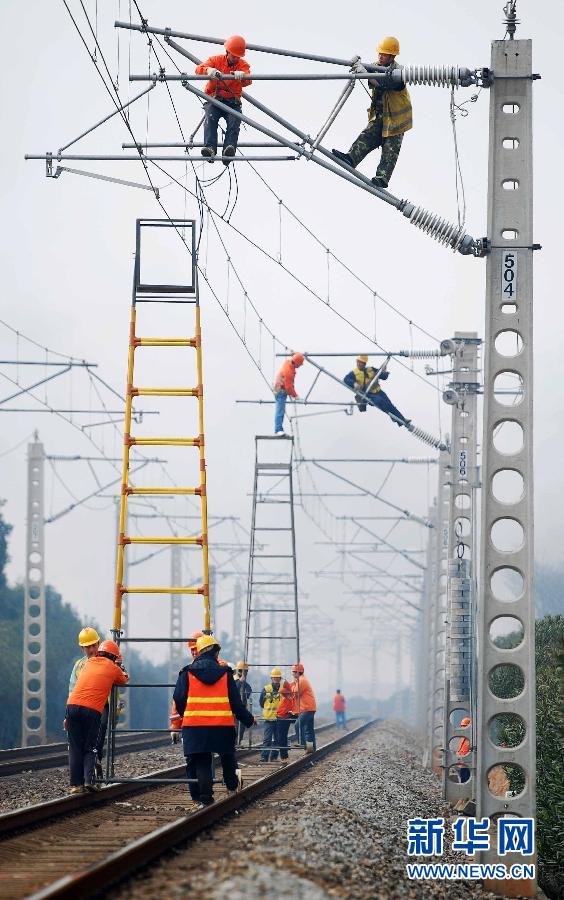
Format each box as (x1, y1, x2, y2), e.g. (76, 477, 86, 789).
(173, 635, 255, 809)
(273, 352, 305, 436)
(290, 663, 317, 753)
(195, 35, 252, 164)
(259, 668, 283, 761)
(344, 355, 411, 427)
(332, 37, 412, 188)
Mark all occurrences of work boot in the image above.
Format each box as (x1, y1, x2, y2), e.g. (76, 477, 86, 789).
(305, 741, 315, 754)
(332, 149, 354, 167)
(187, 801, 205, 812)
(371, 175, 388, 189)
(275, 430, 287, 437)
(201, 146, 216, 159)
(84, 783, 101, 792)
(222, 144, 236, 165)
(69, 785, 85, 796)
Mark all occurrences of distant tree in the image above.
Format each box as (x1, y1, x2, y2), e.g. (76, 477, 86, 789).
(0, 499, 13, 591)
(535, 564, 564, 617)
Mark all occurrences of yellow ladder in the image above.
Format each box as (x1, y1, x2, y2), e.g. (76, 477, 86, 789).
(113, 218, 210, 634)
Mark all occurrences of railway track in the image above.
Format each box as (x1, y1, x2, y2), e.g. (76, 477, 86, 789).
(0, 733, 171, 777)
(0, 719, 373, 899)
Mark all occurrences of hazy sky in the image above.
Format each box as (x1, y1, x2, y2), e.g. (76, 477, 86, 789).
(1, 0, 561, 697)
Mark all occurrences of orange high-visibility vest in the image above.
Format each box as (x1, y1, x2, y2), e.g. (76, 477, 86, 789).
(182, 672, 235, 727)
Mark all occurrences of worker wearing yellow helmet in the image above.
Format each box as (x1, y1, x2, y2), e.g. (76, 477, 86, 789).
(259, 668, 283, 762)
(344, 354, 411, 427)
(172, 634, 256, 809)
(233, 660, 253, 745)
(332, 37, 412, 189)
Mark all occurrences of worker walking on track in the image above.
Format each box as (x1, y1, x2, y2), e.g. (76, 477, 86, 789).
(273, 352, 305, 436)
(333, 689, 347, 730)
(275, 679, 296, 762)
(332, 36, 412, 188)
(65, 639, 128, 794)
(290, 663, 317, 753)
(173, 635, 255, 809)
(344, 355, 411, 427)
(195, 35, 252, 164)
(259, 668, 283, 761)
(233, 660, 253, 744)
(68, 627, 109, 781)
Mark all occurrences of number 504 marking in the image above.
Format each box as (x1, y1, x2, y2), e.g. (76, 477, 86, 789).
(501, 251, 517, 300)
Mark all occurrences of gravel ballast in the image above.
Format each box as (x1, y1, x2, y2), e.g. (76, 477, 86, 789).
(116, 721, 503, 899)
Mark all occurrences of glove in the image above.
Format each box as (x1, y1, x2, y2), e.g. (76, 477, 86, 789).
(352, 60, 367, 74)
(206, 67, 220, 78)
(171, 731, 180, 745)
(233, 70, 245, 80)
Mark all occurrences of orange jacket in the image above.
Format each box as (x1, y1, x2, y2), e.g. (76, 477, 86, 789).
(67, 656, 128, 713)
(182, 672, 235, 727)
(195, 54, 252, 100)
(458, 736, 470, 759)
(170, 699, 182, 731)
(276, 681, 294, 719)
(274, 360, 298, 398)
(290, 675, 317, 713)
(333, 693, 346, 712)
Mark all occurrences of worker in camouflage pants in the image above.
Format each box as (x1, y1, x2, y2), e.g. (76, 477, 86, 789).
(332, 36, 412, 189)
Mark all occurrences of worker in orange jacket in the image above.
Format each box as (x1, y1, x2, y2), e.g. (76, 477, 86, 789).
(457, 716, 471, 783)
(273, 352, 305, 436)
(65, 640, 128, 794)
(195, 35, 252, 164)
(275, 679, 297, 761)
(333, 689, 347, 730)
(290, 663, 317, 753)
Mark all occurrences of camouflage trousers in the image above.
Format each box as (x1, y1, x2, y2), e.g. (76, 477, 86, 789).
(348, 117, 403, 187)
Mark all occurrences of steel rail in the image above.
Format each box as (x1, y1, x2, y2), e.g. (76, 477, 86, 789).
(0, 722, 340, 835)
(0, 732, 171, 778)
(22, 719, 376, 900)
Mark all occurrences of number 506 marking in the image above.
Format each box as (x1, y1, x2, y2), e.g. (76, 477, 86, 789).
(501, 251, 517, 299)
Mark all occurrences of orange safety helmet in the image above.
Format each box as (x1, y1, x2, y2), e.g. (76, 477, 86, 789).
(460, 716, 471, 727)
(292, 662, 304, 675)
(187, 631, 204, 657)
(98, 639, 121, 661)
(292, 352, 305, 367)
(224, 35, 246, 58)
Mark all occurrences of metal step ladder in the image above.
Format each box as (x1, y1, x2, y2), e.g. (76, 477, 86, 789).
(244, 435, 301, 691)
(107, 218, 210, 778)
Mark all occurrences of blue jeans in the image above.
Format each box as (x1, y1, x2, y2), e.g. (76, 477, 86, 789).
(298, 711, 316, 750)
(335, 710, 347, 729)
(260, 720, 279, 761)
(203, 99, 242, 153)
(274, 391, 287, 433)
(275, 718, 291, 760)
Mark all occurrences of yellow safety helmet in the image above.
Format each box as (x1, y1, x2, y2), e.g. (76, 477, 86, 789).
(195, 634, 221, 654)
(357, 355, 369, 363)
(235, 660, 249, 671)
(78, 626, 100, 647)
(271, 667, 282, 678)
(377, 36, 400, 56)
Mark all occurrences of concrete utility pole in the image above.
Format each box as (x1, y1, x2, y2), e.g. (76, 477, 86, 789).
(477, 27, 536, 895)
(168, 545, 183, 687)
(421, 502, 438, 755)
(21, 433, 46, 746)
(442, 335, 480, 801)
(428, 449, 451, 772)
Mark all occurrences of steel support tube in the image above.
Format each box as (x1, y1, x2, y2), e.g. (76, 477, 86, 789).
(115, 20, 358, 66)
(129, 72, 396, 82)
(26, 154, 298, 162)
(58, 83, 156, 153)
